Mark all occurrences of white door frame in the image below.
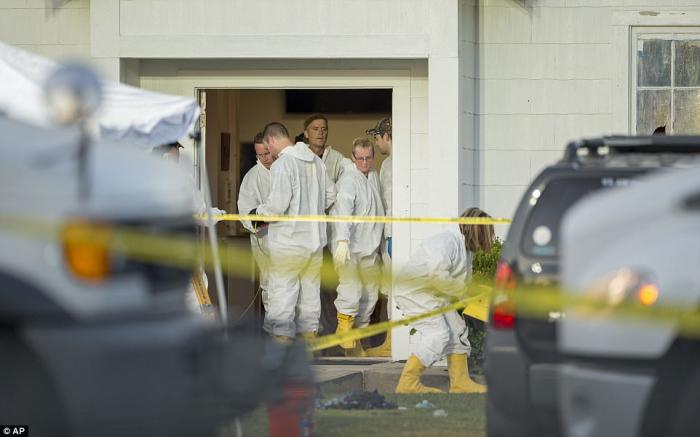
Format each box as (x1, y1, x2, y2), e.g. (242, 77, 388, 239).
(141, 68, 413, 360)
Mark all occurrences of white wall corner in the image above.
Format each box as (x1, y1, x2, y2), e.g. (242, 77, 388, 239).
(428, 0, 460, 58)
(427, 57, 460, 216)
(120, 59, 141, 87)
(425, 0, 461, 216)
(90, 0, 119, 59)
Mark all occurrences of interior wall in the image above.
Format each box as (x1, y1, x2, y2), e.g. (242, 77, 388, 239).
(238, 89, 390, 171)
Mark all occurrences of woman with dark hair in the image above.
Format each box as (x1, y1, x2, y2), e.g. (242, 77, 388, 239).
(394, 207, 494, 394)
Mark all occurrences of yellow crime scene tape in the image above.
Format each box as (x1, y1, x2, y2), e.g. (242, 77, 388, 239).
(307, 295, 480, 352)
(3, 214, 700, 349)
(201, 213, 512, 225)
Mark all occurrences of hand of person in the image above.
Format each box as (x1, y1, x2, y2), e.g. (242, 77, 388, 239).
(247, 208, 264, 232)
(387, 237, 392, 258)
(334, 240, 350, 266)
(211, 208, 227, 223)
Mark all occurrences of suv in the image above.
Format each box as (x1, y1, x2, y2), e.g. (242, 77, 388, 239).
(0, 116, 312, 437)
(558, 166, 700, 437)
(484, 136, 700, 437)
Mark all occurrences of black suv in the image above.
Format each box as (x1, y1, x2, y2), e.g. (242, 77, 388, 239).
(484, 136, 700, 437)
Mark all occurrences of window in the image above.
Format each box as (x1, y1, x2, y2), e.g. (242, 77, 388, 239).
(634, 29, 700, 135)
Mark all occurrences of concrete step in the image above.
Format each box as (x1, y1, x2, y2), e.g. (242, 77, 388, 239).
(313, 357, 450, 395)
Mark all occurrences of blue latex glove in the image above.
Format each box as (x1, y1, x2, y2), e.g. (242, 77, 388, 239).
(387, 237, 392, 258)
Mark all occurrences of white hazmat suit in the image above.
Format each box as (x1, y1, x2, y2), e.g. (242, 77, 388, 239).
(320, 145, 350, 252)
(332, 162, 385, 327)
(393, 226, 472, 366)
(237, 161, 272, 309)
(321, 146, 347, 184)
(257, 142, 336, 337)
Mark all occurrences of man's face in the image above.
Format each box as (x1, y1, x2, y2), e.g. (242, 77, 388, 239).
(352, 146, 374, 176)
(304, 118, 328, 149)
(254, 142, 274, 169)
(374, 133, 391, 155)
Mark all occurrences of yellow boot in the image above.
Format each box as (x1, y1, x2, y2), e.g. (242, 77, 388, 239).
(365, 328, 392, 357)
(336, 313, 357, 349)
(448, 354, 486, 394)
(395, 355, 444, 394)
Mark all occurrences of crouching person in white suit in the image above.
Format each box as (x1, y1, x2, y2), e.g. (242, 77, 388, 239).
(237, 132, 275, 311)
(331, 136, 385, 356)
(394, 208, 494, 394)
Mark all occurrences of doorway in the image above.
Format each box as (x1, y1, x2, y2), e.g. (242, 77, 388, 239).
(197, 87, 392, 324)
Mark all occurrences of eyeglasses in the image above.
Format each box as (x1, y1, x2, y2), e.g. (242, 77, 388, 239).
(256, 152, 271, 158)
(354, 156, 374, 162)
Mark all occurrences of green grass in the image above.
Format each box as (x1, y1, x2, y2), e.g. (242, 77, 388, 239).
(239, 393, 485, 437)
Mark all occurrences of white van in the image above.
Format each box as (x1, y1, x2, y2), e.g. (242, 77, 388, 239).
(0, 116, 311, 437)
(558, 165, 700, 437)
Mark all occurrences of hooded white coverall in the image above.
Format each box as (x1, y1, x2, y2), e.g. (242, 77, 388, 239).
(319, 145, 351, 251)
(332, 162, 385, 327)
(321, 146, 347, 184)
(237, 161, 272, 309)
(257, 142, 336, 337)
(393, 226, 472, 366)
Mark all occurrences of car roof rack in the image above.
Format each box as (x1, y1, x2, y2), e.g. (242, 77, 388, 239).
(563, 135, 700, 163)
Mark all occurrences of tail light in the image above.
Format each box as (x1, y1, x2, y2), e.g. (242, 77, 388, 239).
(491, 261, 517, 329)
(584, 268, 659, 307)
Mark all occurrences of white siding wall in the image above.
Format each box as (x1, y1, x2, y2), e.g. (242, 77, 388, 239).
(460, 0, 478, 211)
(0, 0, 90, 60)
(476, 0, 693, 237)
(90, 0, 464, 257)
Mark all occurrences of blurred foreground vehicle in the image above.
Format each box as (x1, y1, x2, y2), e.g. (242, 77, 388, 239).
(0, 58, 312, 436)
(485, 136, 700, 437)
(558, 166, 700, 437)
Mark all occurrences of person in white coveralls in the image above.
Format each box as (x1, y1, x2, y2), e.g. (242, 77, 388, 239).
(365, 117, 393, 357)
(331, 136, 385, 356)
(237, 132, 276, 311)
(303, 113, 346, 184)
(394, 207, 493, 394)
(255, 122, 336, 343)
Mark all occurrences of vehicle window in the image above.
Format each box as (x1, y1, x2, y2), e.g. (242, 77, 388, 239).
(522, 177, 624, 258)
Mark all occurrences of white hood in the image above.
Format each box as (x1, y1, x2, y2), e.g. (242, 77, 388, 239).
(287, 141, 319, 162)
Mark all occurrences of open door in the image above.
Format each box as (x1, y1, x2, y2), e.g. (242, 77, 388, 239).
(197, 88, 259, 317)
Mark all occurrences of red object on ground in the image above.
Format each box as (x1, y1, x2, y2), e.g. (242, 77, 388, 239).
(267, 382, 316, 437)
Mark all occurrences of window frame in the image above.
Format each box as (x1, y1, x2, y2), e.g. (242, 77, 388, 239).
(631, 27, 700, 135)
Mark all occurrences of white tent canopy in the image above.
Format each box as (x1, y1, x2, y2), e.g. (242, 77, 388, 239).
(0, 42, 199, 147)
